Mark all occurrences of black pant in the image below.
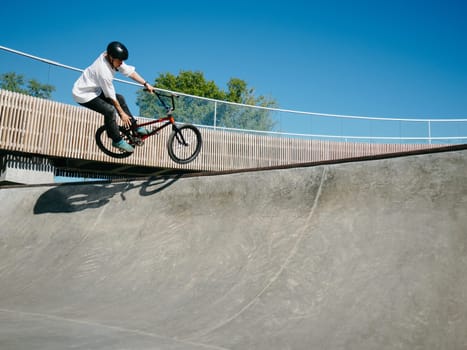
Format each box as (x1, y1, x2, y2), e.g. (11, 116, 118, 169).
(80, 93, 136, 143)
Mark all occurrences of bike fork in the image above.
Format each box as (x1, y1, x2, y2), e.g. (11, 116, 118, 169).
(172, 125, 187, 146)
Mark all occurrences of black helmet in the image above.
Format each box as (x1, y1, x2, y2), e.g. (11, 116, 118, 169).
(106, 41, 129, 60)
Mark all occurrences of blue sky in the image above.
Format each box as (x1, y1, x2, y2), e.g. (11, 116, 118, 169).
(1, 0, 466, 128)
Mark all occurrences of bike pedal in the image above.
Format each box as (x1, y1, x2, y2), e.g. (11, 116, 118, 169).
(134, 138, 145, 147)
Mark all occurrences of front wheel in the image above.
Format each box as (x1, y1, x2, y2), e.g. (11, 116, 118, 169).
(95, 125, 133, 158)
(167, 124, 202, 164)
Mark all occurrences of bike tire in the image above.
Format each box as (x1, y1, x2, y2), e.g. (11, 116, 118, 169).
(95, 125, 133, 159)
(167, 124, 202, 164)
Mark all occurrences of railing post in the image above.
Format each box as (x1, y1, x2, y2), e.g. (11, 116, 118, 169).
(214, 101, 217, 129)
(428, 121, 432, 144)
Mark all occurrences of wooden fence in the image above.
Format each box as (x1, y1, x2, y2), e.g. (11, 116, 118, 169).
(0, 89, 439, 173)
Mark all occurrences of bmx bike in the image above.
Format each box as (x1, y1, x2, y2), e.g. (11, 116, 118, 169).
(95, 91, 202, 164)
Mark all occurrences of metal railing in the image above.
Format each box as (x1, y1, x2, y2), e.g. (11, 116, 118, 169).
(1, 44, 466, 145)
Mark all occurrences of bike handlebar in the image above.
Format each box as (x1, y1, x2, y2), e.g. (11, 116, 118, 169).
(143, 88, 179, 113)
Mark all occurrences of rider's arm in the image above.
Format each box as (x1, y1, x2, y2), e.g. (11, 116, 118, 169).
(129, 72, 156, 93)
(111, 99, 132, 127)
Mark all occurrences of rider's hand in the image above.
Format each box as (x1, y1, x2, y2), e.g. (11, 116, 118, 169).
(120, 112, 132, 127)
(144, 84, 156, 94)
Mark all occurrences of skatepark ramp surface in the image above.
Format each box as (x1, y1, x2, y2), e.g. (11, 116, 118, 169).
(0, 149, 466, 350)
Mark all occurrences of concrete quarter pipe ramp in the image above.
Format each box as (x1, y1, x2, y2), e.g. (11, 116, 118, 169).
(0, 149, 466, 350)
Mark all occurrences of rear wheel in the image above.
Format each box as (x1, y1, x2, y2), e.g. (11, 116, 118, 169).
(167, 124, 202, 164)
(95, 125, 133, 158)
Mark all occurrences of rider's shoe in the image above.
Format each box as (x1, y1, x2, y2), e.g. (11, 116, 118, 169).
(112, 139, 134, 152)
(136, 126, 150, 135)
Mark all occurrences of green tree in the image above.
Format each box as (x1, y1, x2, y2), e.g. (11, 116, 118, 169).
(137, 71, 225, 125)
(219, 78, 277, 130)
(0, 72, 55, 99)
(0, 72, 25, 92)
(27, 79, 55, 99)
(136, 70, 277, 131)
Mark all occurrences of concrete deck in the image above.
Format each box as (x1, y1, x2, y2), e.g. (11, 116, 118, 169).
(0, 149, 466, 349)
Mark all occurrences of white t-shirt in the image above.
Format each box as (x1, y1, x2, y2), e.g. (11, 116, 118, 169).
(72, 52, 135, 103)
